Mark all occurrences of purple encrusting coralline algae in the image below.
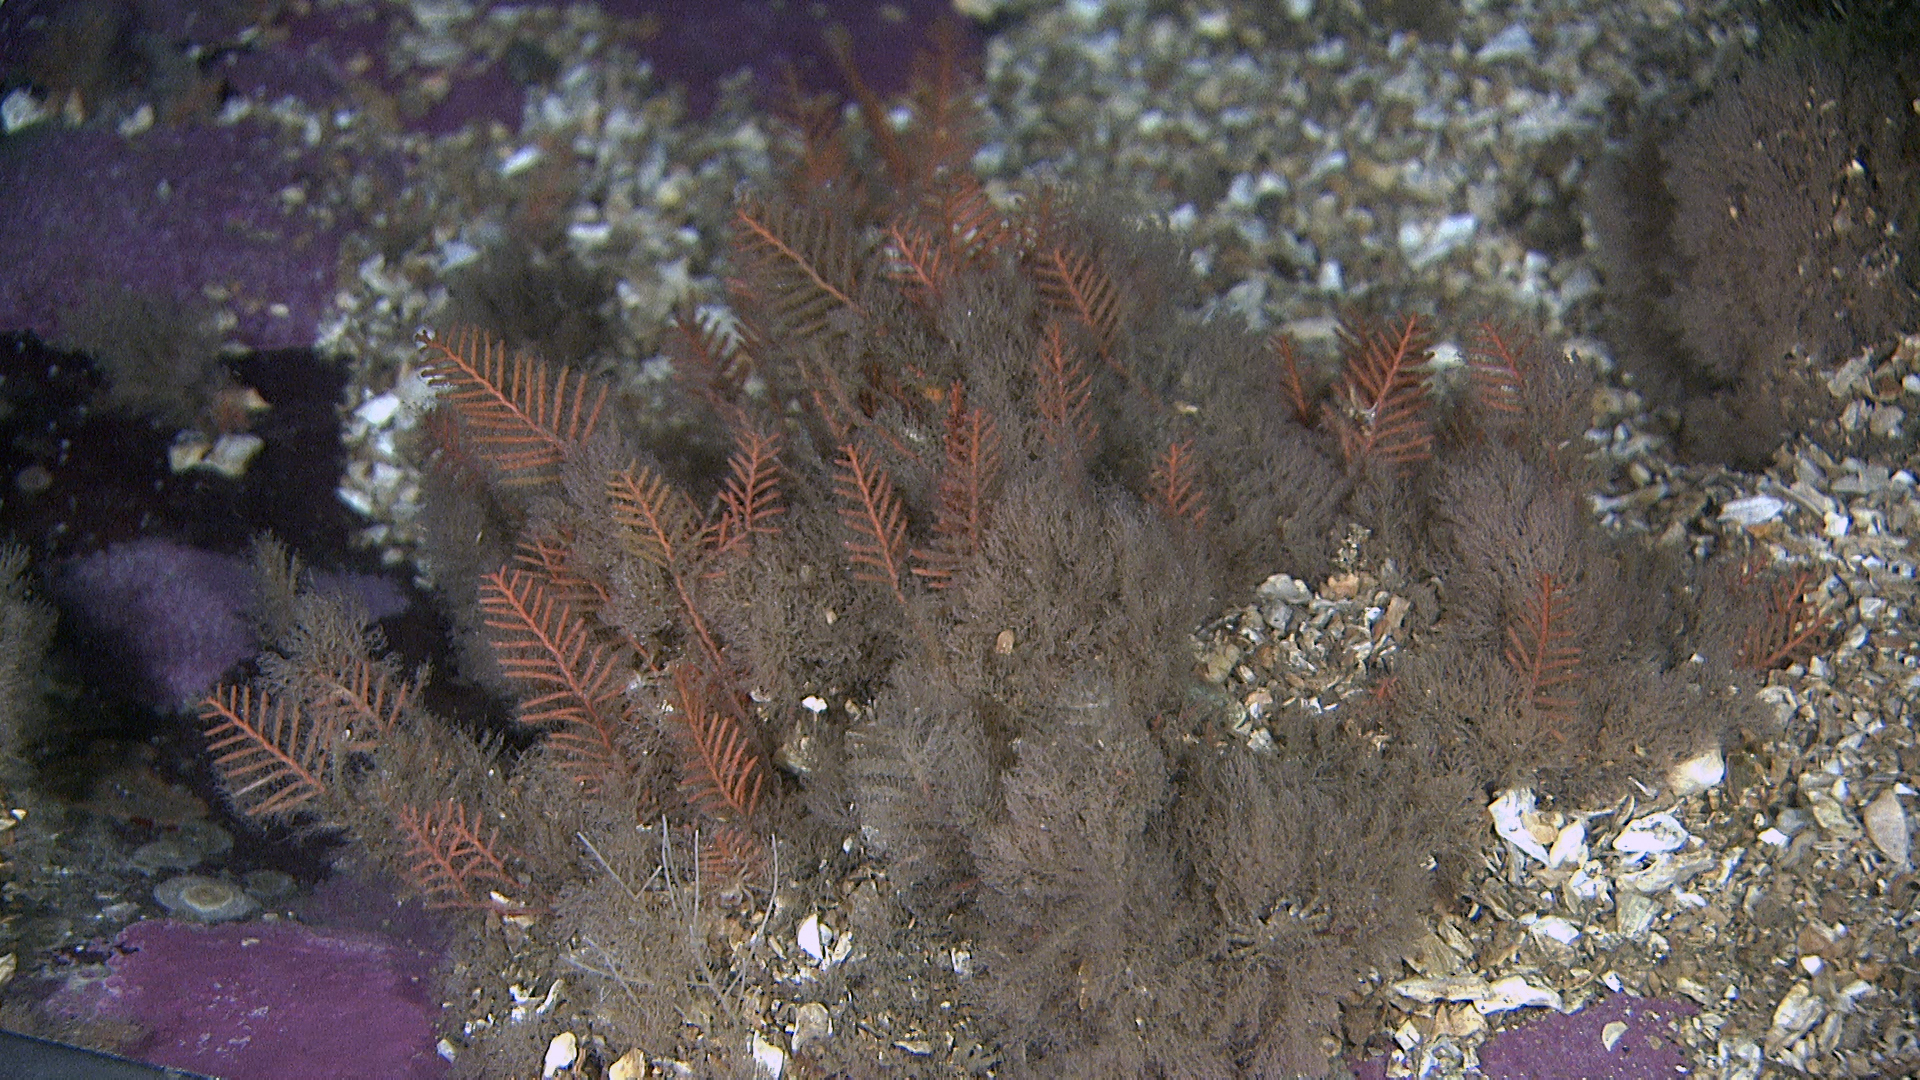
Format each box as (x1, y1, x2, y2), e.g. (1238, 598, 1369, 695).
(0, 122, 347, 351)
(49, 916, 446, 1080)
(56, 538, 407, 710)
(1354, 993, 1697, 1080)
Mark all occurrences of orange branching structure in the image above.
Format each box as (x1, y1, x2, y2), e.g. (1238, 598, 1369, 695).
(911, 386, 1001, 588)
(1034, 320, 1099, 458)
(1737, 562, 1832, 671)
(1503, 571, 1583, 729)
(1149, 440, 1209, 527)
(199, 685, 332, 819)
(1327, 316, 1434, 466)
(397, 799, 525, 911)
(478, 568, 632, 791)
(834, 441, 913, 605)
(416, 327, 606, 483)
(420, 325, 776, 868)
(197, 597, 542, 912)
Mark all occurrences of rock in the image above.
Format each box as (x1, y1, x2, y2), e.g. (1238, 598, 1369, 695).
(1863, 789, 1910, 867)
(1765, 983, 1826, 1054)
(542, 1032, 578, 1078)
(791, 1002, 832, 1053)
(1491, 789, 1552, 864)
(1617, 850, 1716, 895)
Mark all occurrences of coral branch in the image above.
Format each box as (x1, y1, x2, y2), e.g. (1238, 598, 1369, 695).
(731, 196, 864, 338)
(1328, 316, 1433, 466)
(416, 327, 606, 482)
(477, 569, 630, 788)
(1034, 321, 1098, 458)
(1148, 439, 1209, 526)
(609, 465, 706, 570)
(912, 386, 1001, 587)
(1737, 565, 1832, 671)
(712, 419, 786, 557)
(1503, 572, 1582, 721)
(667, 665, 766, 823)
(1028, 242, 1122, 362)
(199, 685, 332, 819)
(833, 442, 911, 604)
(394, 799, 526, 911)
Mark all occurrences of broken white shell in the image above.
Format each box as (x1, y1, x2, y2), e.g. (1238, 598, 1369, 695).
(1612, 812, 1690, 855)
(1490, 789, 1551, 864)
(542, 1032, 577, 1078)
(1863, 789, 1910, 867)
(1667, 747, 1725, 798)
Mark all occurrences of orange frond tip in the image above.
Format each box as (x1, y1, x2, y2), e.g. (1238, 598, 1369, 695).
(395, 799, 526, 910)
(416, 327, 606, 482)
(1029, 242, 1123, 362)
(713, 420, 786, 557)
(1503, 572, 1582, 717)
(476, 568, 630, 788)
(1034, 321, 1098, 458)
(1329, 315, 1433, 466)
(832, 442, 911, 604)
(198, 685, 331, 820)
(1149, 439, 1209, 526)
(911, 387, 1001, 587)
(609, 465, 705, 569)
(1737, 567, 1832, 671)
(668, 666, 767, 822)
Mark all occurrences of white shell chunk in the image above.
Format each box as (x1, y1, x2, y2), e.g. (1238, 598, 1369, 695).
(1766, 983, 1826, 1052)
(797, 914, 825, 964)
(542, 1032, 578, 1078)
(1547, 819, 1587, 868)
(1864, 789, 1910, 867)
(1667, 747, 1726, 798)
(752, 1033, 787, 1078)
(1718, 495, 1787, 527)
(1617, 850, 1716, 895)
(1390, 973, 1562, 1014)
(791, 1002, 832, 1053)
(355, 392, 402, 427)
(1601, 1020, 1628, 1051)
(1612, 812, 1690, 854)
(1490, 789, 1551, 865)
(1478, 976, 1563, 1014)
(1529, 916, 1581, 945)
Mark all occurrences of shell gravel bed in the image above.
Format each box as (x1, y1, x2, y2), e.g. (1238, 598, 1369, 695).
(248, 0, 1915, 1076)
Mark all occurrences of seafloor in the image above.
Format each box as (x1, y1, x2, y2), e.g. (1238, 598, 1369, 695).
(0, 0, 1915, 1078)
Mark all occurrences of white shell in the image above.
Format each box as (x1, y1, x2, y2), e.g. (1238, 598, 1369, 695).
(1477, 976, 1563, 1014)
(1547, 820, 1587, 868)
(751, 1033, 787, 1078)
(1489, 789, 1551, 864)
(1612, 812, 1690, 854)
(1864, 789, 1910, 867)
(1667, 747, 1725, 798)
(796, 914, 826, 965)
(541, 1033, 577, 1078)
(1718, 495, 1787, 527)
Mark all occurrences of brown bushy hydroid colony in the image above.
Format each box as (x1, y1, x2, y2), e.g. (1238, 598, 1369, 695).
(197, 30, 1808, 1078)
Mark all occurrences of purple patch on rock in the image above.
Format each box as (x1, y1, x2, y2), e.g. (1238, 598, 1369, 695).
(48, 918, 446, 1080)
(1477, 994, 1695, 1079)
(1354, 994, 1697, 1080)
(0, 121, 344, 349)
(56, 538, 408, 709)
